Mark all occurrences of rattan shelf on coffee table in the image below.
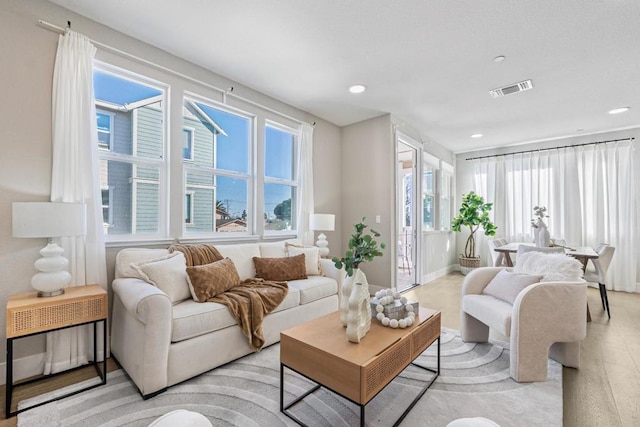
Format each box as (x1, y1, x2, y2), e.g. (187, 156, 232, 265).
(280, 307, 441, 427)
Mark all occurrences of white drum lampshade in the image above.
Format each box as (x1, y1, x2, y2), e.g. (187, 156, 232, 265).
(12, 202, 86, 297)
(309, 213, 335, 258)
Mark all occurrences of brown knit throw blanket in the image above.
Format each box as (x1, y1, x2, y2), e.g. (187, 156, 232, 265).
(169, 244, 288, 351)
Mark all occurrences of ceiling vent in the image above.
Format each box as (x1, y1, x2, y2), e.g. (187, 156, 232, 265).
(489, 80, 533, 98)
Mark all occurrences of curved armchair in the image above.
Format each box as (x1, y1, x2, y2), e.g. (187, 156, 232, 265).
(461, 266, 587, 382)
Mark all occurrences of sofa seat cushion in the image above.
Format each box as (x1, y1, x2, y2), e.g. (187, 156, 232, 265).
(170, 287, 301, 343)
(463, 294, 513, 337)
(288, 276, 338, 305)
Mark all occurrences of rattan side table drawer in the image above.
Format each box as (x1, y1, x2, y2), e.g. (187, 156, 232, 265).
(6, 285, 107, 339)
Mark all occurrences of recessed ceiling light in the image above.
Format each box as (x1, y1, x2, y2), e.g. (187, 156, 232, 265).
(471, 133, 483, 138)
(348, 84, 367, 94)
(493, 55, 505, 63)
(608, 107, 630, 114)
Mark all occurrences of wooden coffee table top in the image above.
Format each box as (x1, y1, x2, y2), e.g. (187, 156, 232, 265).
(281, 307, 438, 366)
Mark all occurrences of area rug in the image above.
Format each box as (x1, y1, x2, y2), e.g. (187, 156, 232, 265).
(18, 329, 561, 426)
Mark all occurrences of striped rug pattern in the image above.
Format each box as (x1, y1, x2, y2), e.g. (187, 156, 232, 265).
(18, 329, 561, 426)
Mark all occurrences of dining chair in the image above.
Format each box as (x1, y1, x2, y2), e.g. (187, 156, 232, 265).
(487, 238, 508, 267)
(584, 244, 615, 319)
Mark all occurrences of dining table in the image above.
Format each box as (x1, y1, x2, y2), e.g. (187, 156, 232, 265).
(494, 242, 598, 270)
(493, 242, 599, 321)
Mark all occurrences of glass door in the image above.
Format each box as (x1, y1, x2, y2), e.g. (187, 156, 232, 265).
(395, 134, 421, 291)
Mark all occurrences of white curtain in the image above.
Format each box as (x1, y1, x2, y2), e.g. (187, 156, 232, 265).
(47, 30, 108, 374)
(473, 140, 637, 292)
(296, 123, 315, 245)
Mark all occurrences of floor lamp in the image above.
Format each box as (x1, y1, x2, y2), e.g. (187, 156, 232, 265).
(12, 202, 86, 297)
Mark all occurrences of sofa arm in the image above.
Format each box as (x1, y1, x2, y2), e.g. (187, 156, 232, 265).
(461, 267, 505, 296)
(320, 258, 344, 291)
(111, 277, 172, 397)
(112, 278, 172, 324)
(512, 280, 587, 342)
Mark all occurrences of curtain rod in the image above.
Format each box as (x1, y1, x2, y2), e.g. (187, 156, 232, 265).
(465, 137, 635, 161)
(37, 19, 314, 127)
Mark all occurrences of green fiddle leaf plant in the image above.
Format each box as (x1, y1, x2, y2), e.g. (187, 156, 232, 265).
(332, 217, 386, 277)
(451, 191, 497, 259)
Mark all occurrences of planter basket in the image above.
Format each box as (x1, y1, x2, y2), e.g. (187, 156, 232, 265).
(459, 256, 480, 275)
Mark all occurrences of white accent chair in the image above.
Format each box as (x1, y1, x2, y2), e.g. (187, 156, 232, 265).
(487, 238, 508, 267)
(584, 244, 615, 319)
(460, 254, 587, 382)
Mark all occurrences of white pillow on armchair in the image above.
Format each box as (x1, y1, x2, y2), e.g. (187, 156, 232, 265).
(514, 252, 584, 282)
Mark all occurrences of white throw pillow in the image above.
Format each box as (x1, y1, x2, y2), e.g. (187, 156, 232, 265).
(482, 270, 543, 305)
(514, 252, 584, 282)
(132, 252, 191, 304)
(286, 244, 321, 276)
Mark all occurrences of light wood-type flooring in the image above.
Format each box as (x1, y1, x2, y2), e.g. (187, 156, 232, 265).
(1, 272, 638, 426)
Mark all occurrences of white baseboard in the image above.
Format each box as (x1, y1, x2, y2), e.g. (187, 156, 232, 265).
(422, 264, 458, 285)
(0, 352, 46, 385)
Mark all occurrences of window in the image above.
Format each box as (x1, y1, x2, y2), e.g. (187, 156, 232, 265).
(185, 191, 194, 225)
(182, 127, 194, 161)
(96, 112, 113, 149)
(422, 166, 435, 229)
(183, 96, 250, 234)
(94, 66, 167, 238)
(264, 123, 298, 232)
(440, 162, 453, 230)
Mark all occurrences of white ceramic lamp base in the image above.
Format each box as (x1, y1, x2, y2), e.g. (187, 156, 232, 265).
(315, 233, 330, 258)
(31, 242, 70, 297)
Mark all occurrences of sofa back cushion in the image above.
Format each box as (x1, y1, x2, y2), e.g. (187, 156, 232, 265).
(215, 243, 261, 280)
(115, 248, 170, 279)
(286, 243, 322, 276)
(258, 238, 303, 258)
(253, 254, 307, 281)
(186, 258, 241, 302)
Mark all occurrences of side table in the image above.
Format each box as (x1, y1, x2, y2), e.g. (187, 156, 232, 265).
(5, 284, 107, 418)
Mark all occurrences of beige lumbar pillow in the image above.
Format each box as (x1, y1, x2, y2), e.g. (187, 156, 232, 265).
(482, 269, 543, 305)
(132, 252, 191, 304)
(186, 257, 241, 302)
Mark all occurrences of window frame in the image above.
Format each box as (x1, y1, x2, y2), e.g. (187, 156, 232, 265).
(94, 61, 170, 242)
(182, 126, 195, 162)
(263, 120, 300, 236)
(181, 93, 255, 238)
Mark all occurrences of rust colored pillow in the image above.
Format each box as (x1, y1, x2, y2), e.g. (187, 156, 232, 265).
(186, 257, 241, 302)
(253, 254, 307, 281)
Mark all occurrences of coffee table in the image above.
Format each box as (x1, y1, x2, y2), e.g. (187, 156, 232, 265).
(280, 307, 441, 427)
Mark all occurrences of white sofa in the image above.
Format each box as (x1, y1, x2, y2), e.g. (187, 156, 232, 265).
(110, 240, 342, 398)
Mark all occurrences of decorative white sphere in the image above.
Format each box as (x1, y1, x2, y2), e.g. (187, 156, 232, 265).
(375, 291, 384, 299)
(381, 317, 390, 326)
(375, 304, 384, 313)
(408, 311, 416, 318)
(399, 319, 407, 328)
(376, 312, 385, 321)
(400, 296, 407, 304)
(390, 319, 399, 328)
(393, 292, 400, 299)
(385, 289, 394, 296)
(406, 317, 414, 326)
(405, 304, 414, 312)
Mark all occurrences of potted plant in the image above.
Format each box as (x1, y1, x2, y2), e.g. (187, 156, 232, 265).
(333, 217, 386, 327)
(451, 191, 497, 275)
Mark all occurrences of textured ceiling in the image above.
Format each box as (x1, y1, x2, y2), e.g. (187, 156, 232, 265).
(50, 0, 640, 153)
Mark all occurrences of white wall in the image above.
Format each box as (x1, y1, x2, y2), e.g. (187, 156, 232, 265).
(455, 128, 640, 288)
(0, 0, 343, 378)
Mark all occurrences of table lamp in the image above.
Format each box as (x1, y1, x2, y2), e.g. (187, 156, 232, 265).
(12, 202, 86, 297)
(309, 213, 335, 258)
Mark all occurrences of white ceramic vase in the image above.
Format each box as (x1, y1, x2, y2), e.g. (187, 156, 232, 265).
(340, 268, 368, 327)
(534, 218, 551, 247)
(346, 282, 372, 343)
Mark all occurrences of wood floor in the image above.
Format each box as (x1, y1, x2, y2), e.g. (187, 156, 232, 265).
(404, 273, 640, 427)
(1, 273, 638, 426)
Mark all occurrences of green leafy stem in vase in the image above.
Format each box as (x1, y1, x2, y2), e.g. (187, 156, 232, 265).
(332, 217, 386, 277)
